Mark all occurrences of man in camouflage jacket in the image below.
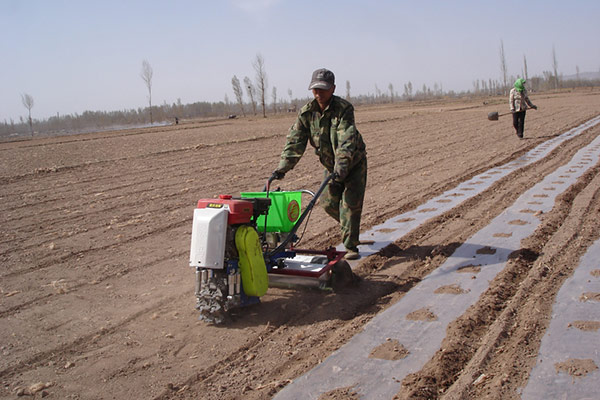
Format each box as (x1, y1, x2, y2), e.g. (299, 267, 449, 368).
(272, 68, 367, 260)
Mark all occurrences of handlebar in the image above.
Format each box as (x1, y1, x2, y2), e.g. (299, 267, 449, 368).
(266, 172, 336, 256)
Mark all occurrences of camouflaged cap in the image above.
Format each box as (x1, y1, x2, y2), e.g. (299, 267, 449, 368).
(277, 95, 366, 181)
(308, 68, 335, 90)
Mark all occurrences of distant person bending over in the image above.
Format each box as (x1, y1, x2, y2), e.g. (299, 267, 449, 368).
(271, 68, 367, 260)
(509, 78, 537, 139)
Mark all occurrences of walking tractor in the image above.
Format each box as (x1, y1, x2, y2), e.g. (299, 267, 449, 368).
(189, 173, 355, 323)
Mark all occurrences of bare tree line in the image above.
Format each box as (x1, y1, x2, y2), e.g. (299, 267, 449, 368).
(231, 53, 289, 118)
(496, 40, 565, 94)
(1, 100, 234, 139)
(6, 73, 598, 140)
(5, 47, 599, 139)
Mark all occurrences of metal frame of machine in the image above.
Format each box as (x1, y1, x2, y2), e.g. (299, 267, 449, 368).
(189, 173, 350, 323)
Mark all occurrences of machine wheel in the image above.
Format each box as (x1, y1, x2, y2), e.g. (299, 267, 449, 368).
(196, 270, 229, 324)
(330, 259, 359, 291)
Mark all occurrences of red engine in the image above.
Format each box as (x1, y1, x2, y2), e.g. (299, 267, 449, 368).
(196, 194, 253, 225)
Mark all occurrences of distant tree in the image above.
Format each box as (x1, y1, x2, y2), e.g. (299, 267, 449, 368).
(388, 83, 394, 102)
(374, 84, 381, 100)
(576, 65, 581, 86)
(253, 53, 268, 118)
(140, 60, 154, 124)
(345, 80, 351, 100)
(224, 94, 230, 115)
(499, 40, 508, 94)
(21, 93, 34, 136)
(271, 86, 277, 114)
(403, 81, 414, 100)
(523, 54, 529, 81)
(231, 75, 245, 116)
(552, 45, 559, 89)
(543, 70, 554, 89)
(287, 88, 293, 111)
(244, 76, 257, 115)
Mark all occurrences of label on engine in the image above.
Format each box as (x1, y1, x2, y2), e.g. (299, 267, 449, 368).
(287, 200, 300, 222)
(206, 203, 224, 208)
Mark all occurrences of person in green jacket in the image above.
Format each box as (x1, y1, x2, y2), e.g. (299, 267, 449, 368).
(271, 68, 367, 260)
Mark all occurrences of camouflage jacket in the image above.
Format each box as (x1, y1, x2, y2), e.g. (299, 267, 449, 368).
(509, 88, 535, 112)
(277, 95, 366, 180)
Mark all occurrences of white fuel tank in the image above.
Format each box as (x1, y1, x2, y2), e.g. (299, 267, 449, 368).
(189, 207, 228, 269)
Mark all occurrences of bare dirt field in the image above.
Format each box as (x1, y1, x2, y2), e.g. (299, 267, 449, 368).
(1, 89, 600, 399)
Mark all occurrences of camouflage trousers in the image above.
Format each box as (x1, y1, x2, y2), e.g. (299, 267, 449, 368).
(320, 157, 367, 251)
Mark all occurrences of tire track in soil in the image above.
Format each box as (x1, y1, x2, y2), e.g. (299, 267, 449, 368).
(0, 249, 188, 319)
(1, 93, 599, 399)
(1, 250, 196, 384)
(2, 266, 394, 399)
(0, 140, 278, 228)
(0, 130, 283, 183)
(0, 294, 181, 379)
(395, 136, 600, 398)
(273, 121, 600, 399)
(0, 184, 190, 256)
(154, 279, 407, 400)
(367, 144, 544, 227)
(2, 97, 584, 247)
(459, 169, 600, 400)
(395, 164, 600, 399)
(156, 119, 600, 399)
(0, 214, 189, 282)
(0, 138, 277, 212)
(0, 145, 278, 272)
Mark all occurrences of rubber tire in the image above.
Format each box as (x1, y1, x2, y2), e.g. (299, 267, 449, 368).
(330, 259, 358, 291)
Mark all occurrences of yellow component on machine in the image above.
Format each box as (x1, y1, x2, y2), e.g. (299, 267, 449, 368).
(235, 226, 268, 297)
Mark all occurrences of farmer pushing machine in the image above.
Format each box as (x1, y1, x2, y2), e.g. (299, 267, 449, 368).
(188, 68, 367, 323)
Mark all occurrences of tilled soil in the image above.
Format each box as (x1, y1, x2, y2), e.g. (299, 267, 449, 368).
(1, 89, 600, 399)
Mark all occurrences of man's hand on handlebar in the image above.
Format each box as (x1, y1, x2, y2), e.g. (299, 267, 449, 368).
(270, 170, 285, 181)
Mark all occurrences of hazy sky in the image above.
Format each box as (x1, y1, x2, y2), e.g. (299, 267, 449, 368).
(1, 0, 599, 121)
